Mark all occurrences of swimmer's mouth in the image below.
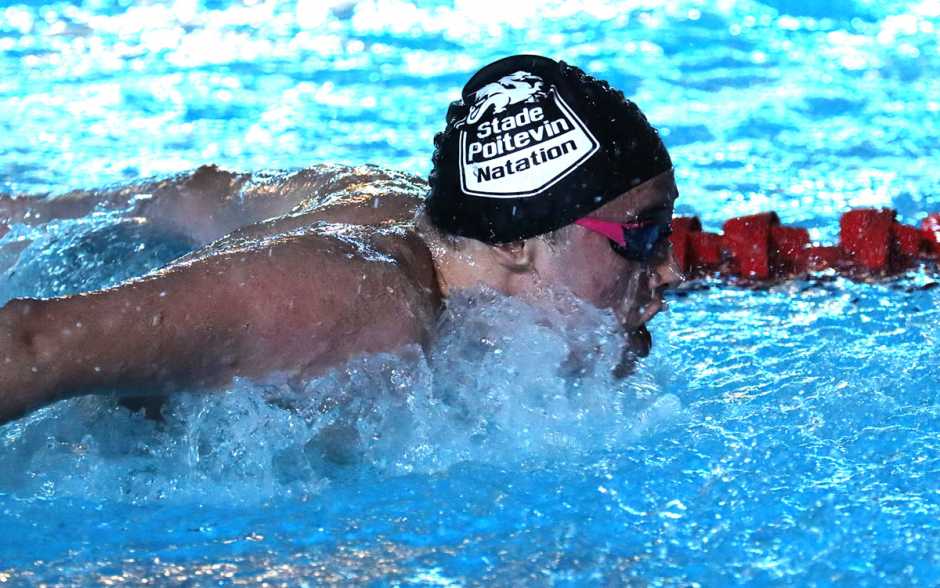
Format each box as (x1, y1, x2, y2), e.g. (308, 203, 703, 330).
(638, 298, 665, 327)
(622, 297, 663, 358)
(614, 295, 666, 377)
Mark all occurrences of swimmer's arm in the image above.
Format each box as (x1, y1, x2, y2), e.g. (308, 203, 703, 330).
(0, 163, 385, 243)
(0, 191, 101, 237)
(0, 167, 250, 240)
(0, 236, 431, 423)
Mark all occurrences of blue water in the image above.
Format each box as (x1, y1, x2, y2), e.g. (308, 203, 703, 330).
(2, 0, 940, 585)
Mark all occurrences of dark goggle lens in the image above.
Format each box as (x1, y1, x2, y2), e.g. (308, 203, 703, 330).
(610, 223, 671, 261)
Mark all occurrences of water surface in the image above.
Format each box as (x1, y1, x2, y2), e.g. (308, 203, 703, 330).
(1, 0, 939, 585)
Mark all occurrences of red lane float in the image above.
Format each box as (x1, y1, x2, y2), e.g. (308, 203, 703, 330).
(806, 246, 841, 271)
(840, 209, 894, 271)
(771, 226, 810, 274)
(893, 223, 923, 259)
(689, 232, 723, 269)
(721, 212, 778, 280)
(668, 216, 701, 272)
(924, 214, 940, 256)
(671, 208, 939, 281)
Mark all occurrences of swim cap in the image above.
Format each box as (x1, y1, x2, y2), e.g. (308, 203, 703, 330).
(427, 55, 672, 244)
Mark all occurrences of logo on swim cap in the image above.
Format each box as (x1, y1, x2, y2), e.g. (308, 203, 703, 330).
(458, 71, 600, 199)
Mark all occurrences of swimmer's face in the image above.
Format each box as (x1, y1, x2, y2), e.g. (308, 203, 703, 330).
(529, 169, 683, 357)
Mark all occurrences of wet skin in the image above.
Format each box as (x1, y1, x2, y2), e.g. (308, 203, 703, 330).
(502, 169, 682, 358)
(0, 165, 680, 423)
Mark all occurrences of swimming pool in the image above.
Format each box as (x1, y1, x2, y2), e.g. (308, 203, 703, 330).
(2, 0, 939, 585)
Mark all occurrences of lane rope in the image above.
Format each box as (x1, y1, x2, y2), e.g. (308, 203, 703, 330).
(670, 209, 940, 281)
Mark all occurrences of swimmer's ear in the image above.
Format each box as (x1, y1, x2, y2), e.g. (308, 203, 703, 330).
(490, 240, 534, 273)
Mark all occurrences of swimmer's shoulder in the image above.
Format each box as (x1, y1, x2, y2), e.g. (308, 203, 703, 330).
(278, 165, 439, 311)
(374, 228, 440, 303)
(280, 164, 427, 221)
(307, 226, 441, 352)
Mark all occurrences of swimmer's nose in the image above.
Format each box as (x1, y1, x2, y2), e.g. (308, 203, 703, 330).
(650, 246, 684, 292)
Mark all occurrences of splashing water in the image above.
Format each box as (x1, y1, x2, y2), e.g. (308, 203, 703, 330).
(2, 0, 940, 585)
(0, 286, 680, 505)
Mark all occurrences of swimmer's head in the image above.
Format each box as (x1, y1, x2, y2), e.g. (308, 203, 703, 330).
(426, 54, 672, 244)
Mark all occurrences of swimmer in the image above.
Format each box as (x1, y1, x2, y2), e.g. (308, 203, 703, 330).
(0, 55, 681, 424)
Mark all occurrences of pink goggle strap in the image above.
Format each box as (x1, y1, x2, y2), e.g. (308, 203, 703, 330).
(574, 218, 646, 247)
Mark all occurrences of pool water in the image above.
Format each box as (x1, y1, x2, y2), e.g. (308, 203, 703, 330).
(2, 0, 939, 585)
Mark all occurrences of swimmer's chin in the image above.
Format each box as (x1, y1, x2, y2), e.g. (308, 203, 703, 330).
(629, 324, 653, 357)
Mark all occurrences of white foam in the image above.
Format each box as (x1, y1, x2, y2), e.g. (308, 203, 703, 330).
(0, 288, 681, 504)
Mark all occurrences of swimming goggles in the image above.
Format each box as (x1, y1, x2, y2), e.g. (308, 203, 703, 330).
(574, 217, 672, 262)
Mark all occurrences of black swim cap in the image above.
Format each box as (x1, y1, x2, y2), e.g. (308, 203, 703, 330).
(427, 55, 672, 244)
